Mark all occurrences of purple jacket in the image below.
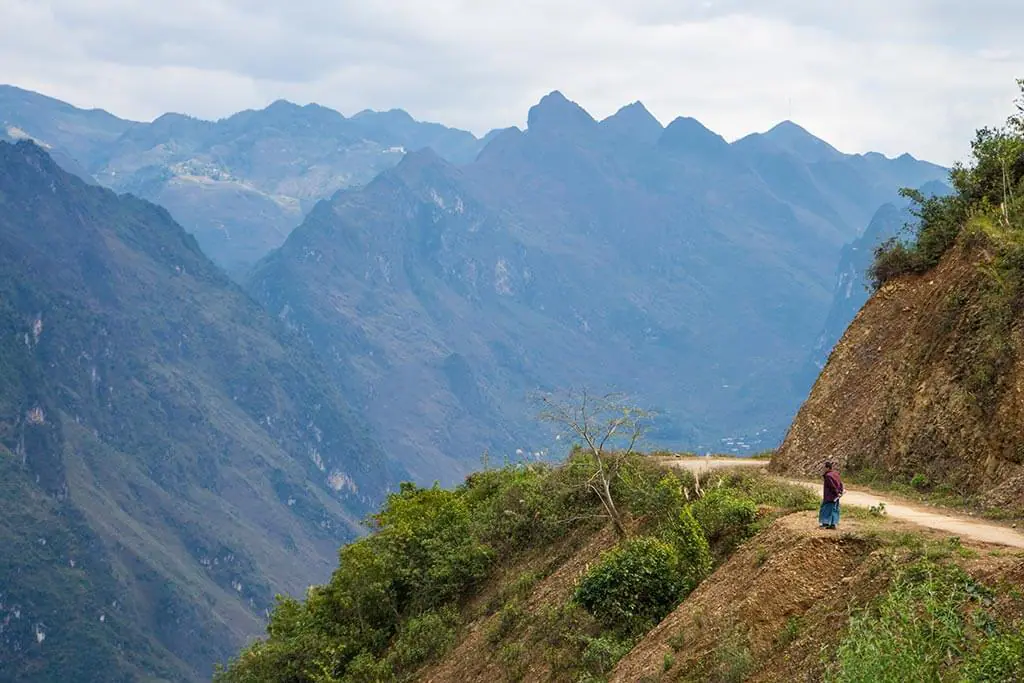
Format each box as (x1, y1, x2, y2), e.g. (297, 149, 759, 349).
(823, 470, 844, 503)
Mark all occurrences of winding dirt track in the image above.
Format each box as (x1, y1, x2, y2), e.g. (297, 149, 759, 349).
(662, 457, 1024, 549)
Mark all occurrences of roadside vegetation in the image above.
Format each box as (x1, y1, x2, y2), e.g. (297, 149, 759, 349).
(826, 538, 1024, 683)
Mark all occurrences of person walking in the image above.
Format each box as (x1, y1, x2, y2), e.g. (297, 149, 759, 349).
(818, 460, 844, 529)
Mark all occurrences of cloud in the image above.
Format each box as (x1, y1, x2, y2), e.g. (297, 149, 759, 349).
(1, 0, 1021, 164)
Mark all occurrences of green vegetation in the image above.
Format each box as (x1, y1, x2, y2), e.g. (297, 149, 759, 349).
(870, 80, 1024, 290)
(828, 558, 1024, 682)
(866, 82, 1024, 418)
(573, 534, 703, 636)
(215, 451, 817, 682)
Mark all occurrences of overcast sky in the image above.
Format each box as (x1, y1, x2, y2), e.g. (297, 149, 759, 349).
(3, 1, 1022, 165)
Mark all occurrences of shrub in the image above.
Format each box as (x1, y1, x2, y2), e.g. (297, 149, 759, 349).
(386, 607, 459, 674)
(485, 601, 525, 646)
(690, 488, 758, 553)
(581, 635, 634, 676)
(868, 238, 921, 289)
(372, 483, 493, 612)
(617, 468, 692, 527)
(715, 629, 755, 683)
(464, 465, 568, 552)
(828, 560, 988, 683)
(574, 536, 685, 635)
(345, 652, 392, 682)
(665, 506, 713, 590)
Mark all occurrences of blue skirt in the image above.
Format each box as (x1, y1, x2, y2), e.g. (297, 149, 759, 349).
(819, 501, 840, 527)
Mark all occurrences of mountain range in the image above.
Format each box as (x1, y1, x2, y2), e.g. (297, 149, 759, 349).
(0, 85, 490, 274)
(0, 140, 399, 682)
(247, 90, 947, 480)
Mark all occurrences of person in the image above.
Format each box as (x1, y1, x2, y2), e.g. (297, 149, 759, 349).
(818, 461, 844, 529)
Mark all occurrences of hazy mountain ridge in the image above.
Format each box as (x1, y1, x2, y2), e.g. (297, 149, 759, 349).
(0, 140, 399, 682)
(0, 85, 490, 273)
(248, 90, 948, 481)
(797, 179, 954, 391)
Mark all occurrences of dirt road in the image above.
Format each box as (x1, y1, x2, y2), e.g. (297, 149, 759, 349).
(661, 456, 1024, 549)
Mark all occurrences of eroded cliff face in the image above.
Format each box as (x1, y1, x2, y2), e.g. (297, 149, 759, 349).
(771, 239, 1024, 509)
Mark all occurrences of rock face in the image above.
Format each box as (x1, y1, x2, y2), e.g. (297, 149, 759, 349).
(0, 85, 487, 274)
(771, 239, 1024, 508)
(0, 141, 398, 682)
(248, 92, 948, 481)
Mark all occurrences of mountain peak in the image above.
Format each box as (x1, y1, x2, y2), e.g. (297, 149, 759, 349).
(766, 119, 811, 136)
(526, 91, 596, 134)
(265, 98, 302, 112)
(658, 116, 729, 157)
(601, 101, 663, 144)
(352, 108, 415, 124)
(2, 139, 61, 175)
(761, 120, 841, 162)
(388, 146, 454, 183)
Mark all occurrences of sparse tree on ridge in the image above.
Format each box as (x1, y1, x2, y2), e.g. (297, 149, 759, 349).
(536, 388, 650, 538)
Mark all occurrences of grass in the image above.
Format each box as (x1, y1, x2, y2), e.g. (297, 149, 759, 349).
(825, 553, 1024, 683)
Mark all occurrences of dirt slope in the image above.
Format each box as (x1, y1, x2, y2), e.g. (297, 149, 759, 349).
(418, 525, 618, 682)
(770, 240, 1024, 511)
(611, 513, 1024, 682)
(611, 514, 881, 682)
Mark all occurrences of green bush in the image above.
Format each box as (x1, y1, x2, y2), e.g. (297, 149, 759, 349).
(463, 465, 566, 551)
(373, 483, 494, 612)
(386, 607, 459, 674)
(485, 600, 525, 646)
(345, 652, 392, 683)
(665, 506, 713, 589)
(615, 465, 693, 527)
(690, 488, 758, 553)
(869, 238, 923, 288)
(574, 536, 686, 635)
(869, 86, 1024, 291)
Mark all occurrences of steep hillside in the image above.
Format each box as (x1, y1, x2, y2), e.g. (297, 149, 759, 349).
(214, 453, 821, 682)
(797, 179, 953, 391)
(0, 141, 399, 682)
(773, 89, 1024, 512)
(248, 91, 947, 482)
(0, 85, 487, 273)
(214, 453, 1024, 683)
(772, 238, 1024, 510)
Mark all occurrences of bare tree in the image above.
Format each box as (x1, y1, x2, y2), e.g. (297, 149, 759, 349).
(536, 388, 650, 538)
